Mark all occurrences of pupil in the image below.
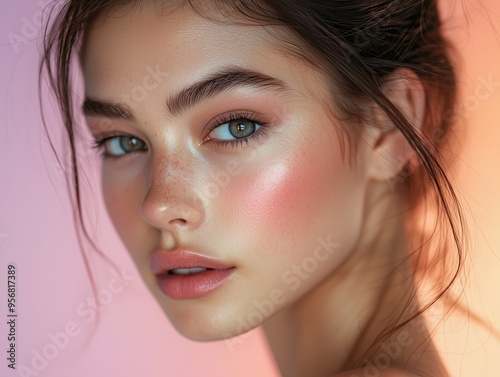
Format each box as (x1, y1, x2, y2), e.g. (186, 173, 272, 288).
(229, 120, 255, 139)
(122, 137, 139, 151)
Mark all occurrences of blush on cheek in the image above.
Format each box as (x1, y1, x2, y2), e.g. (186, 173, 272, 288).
(225, 157, 320, 235)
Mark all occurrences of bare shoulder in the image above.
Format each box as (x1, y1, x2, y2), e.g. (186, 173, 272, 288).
(333, 368, 424, 377)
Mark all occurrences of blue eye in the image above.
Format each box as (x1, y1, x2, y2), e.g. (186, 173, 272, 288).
(208, 119, 261, 141)
(93, 135, 147, 158)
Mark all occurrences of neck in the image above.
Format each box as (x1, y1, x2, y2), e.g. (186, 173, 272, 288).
(262, 185, 448, 377)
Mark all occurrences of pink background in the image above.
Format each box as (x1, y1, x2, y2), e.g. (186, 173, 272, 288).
(0, 1, 499, 376)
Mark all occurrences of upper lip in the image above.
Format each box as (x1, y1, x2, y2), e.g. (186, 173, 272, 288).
(149, 249, 235, 275)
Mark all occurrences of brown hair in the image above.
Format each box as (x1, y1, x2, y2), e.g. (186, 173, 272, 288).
(40, 0, 468, 368)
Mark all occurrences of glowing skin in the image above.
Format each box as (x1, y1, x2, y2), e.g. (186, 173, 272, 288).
(82, 4, 448, 377)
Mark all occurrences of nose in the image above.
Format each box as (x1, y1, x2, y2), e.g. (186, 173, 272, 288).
(140, 153, 205, 233)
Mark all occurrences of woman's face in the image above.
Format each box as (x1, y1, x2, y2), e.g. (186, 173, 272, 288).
(82, 4, 372, 340)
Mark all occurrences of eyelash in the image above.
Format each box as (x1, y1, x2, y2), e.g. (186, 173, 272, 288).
(203, 110, 270, 149)
(91, 132, 136, 160)
(91, 110, 270, 159)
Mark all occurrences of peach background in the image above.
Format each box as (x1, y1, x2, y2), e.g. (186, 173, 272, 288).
(0, 1, 498, 376)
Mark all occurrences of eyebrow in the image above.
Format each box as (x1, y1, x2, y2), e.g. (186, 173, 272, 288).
(82, 66, 290, 120)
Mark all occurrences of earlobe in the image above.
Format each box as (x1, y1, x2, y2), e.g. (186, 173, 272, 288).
(365, 68, 426, 182)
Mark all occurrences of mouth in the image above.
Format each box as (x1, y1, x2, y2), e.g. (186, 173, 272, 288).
(168, 267, 214, 275)
(150, 250, 236, 300)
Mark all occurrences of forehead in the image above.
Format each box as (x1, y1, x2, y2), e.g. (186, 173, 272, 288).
(82, 4, 292, 95)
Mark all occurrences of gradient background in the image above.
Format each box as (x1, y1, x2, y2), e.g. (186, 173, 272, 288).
(0, 1, 499, 376)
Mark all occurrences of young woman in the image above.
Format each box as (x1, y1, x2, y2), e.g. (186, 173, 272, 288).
(40, 1, 469, 376)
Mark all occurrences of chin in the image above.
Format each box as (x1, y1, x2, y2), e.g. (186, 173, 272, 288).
(154, 297, 259, 342)
(169, 313, 258, 343)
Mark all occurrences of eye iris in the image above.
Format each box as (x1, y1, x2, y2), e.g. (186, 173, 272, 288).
(228, 119, 255, 139)
(121, 136, 141, 151)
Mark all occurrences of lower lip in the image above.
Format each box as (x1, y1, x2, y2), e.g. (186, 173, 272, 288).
(157, 268, 236, 300)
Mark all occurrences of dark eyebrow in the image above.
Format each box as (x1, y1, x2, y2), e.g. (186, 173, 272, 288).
(82, 66, 290, 120)
(82, 98, 135, 121)
(166, 66, 290, 117)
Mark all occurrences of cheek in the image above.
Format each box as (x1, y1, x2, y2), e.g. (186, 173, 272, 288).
(103, 186, 134, 229)
(101, 161, 151, 259)
(233, 162, 313, 228)
(219, 138, 364, 265)
(215, 143, 365, 311)
(223, 148, 334, 239)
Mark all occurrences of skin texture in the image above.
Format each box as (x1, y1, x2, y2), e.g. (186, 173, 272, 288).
(82, 4, 448, 377)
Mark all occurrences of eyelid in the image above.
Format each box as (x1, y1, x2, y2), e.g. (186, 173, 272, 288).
(201, 110, 272, 150)
(91, 109, 273, 158)
(91, 133, 148, 159)
(202, 110, 270, 138)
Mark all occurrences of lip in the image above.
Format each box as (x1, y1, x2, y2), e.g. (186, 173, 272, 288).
(150, 250, 236, 300)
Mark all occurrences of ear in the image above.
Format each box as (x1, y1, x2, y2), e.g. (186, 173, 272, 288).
(363, 68, 426, 182)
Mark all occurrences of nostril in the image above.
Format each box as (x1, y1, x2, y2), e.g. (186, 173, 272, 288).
(140, 187, 205, 231)
(169, 218, 187, 225)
